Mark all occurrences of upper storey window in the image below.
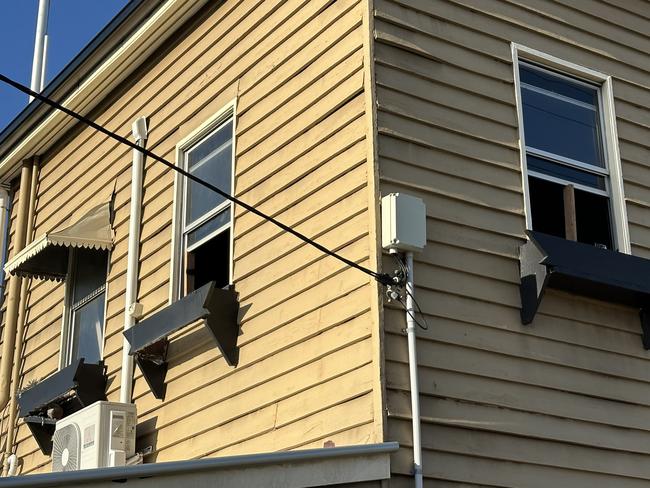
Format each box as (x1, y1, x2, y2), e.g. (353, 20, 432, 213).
(514, 53, 629, 252)
(173, 104, 235, 298)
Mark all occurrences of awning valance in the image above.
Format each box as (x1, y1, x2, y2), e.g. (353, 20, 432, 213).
(4, 201, 114, 281)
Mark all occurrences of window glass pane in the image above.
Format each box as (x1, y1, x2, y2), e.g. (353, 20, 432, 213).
(71, 291, 105, 364)
(185, 120, 233, 226)
(527, 155, 606, 190)
(187, 207, 230, 248)
(520, 65, 597, 105)
(522, 86, 603, 167)
(72, 249, 108, 304)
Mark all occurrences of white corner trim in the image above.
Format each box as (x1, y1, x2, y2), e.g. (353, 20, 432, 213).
(0, 0, 211, 181)
(511, 43, 631, 254)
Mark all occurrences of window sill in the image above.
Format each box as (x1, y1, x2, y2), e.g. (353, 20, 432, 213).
(519, 231, 650, 348)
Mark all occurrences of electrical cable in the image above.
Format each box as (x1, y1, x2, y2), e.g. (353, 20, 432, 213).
(391, 254, 429, 331)
(396, 296, 428, 331)
(403, 288, 429, 331)
(0, 73, 393, 287)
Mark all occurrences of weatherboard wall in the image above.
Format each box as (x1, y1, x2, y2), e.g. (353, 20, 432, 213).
(373, 0, 650, 486)
(0, 0, 382, 475)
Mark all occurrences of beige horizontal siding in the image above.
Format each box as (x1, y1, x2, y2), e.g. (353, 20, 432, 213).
(0, 0, 381, 476)
(374, 0, 650, 484)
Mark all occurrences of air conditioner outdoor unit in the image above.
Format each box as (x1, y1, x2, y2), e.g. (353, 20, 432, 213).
(51, 401, 136, 472)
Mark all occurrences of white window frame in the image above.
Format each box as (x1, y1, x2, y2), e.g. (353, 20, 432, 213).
(169, 99, 237, 303)
(58, 248, 110, 369)
(511, 43, 630, 254)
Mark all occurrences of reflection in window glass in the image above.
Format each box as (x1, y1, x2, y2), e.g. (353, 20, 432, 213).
(520, 64, 596, 105)
(521, 86, 603, 166)
(527, 156, 605, 190)
(185, 120, 233, 227)
(187, 207, 230, 248)
(71, 291, 105, 364)
(67, 248, 108, 365)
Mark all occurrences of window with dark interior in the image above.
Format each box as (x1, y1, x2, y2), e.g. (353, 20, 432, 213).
(177, 110, 233, 296)
(62, 248, 109, 366)
(518, 61, 616, 250)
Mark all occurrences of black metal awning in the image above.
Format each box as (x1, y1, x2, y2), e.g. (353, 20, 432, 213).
(123, 281, 239, 400)
(519, 231, 650, 347)
(17, 359, 107, 455)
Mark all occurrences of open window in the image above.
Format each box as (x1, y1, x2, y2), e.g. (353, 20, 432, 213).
(512, 47, 650, 346)
(127, 104, 239, 399)
(173, 104, 234, 299)
(513, 47, 629, 253)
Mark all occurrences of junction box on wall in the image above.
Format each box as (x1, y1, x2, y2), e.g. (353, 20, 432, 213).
(381, 193, 427, 253)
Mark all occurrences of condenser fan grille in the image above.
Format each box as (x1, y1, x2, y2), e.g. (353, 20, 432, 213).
(52, 423, 81, 472)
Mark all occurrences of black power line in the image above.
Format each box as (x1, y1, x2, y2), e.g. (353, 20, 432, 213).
(0, 73, 392, 286)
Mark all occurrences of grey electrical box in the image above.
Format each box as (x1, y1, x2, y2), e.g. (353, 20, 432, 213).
(381, 193, 426, 253)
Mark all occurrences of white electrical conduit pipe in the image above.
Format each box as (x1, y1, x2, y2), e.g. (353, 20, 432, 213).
(120, 117, 148, 404)
(5, 454, 17, 477)
(405, 251, 423, 488)
(3, 159, 39, 476)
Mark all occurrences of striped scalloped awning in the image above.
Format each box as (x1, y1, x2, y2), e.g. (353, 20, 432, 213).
(4, 201, 114, 281)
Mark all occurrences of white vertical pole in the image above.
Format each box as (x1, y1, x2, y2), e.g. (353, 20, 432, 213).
(40, 34, 49, 92)
(405, 252, 423, 488)
(29, 0, 50, 101)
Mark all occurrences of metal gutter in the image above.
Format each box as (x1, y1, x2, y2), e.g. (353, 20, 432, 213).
(1, 442, 399, 487)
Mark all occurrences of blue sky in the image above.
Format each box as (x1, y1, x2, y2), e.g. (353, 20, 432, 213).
(0, 0, 130, 132)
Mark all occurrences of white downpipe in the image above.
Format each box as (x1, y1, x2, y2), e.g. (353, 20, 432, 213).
(405, 252, 423, 488)
(29, 0, 50, 101)
(5, 454, 17, 477)
(119, 116, 148, 404)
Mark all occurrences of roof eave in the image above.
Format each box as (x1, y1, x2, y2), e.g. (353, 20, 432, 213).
(0, 0, 209, 183)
